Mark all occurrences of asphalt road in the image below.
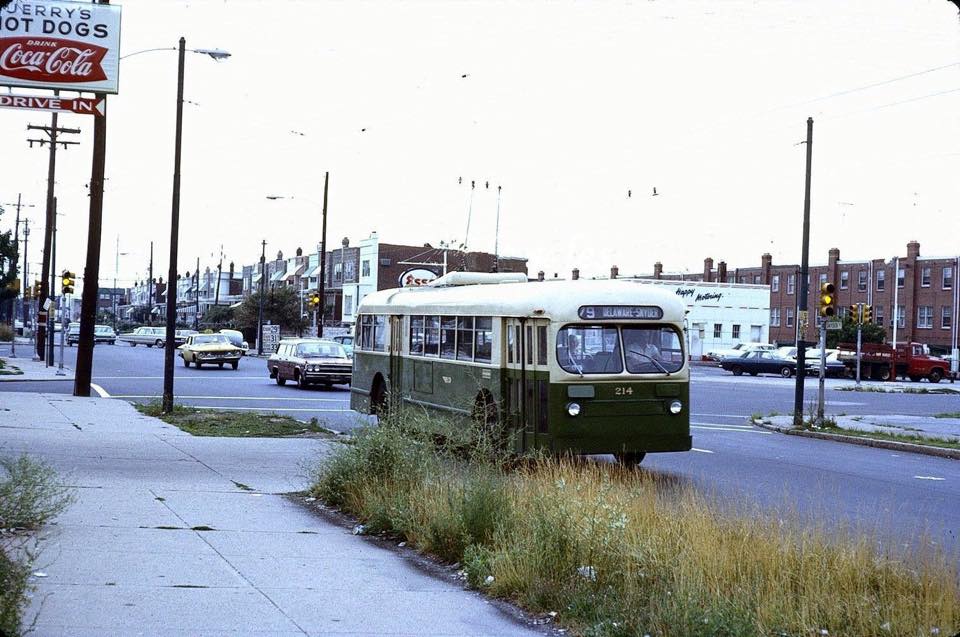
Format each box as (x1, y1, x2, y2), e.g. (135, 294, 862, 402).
(2, 341, 958, 555)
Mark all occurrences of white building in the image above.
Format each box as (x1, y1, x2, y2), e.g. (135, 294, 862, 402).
(622, 278, 771, 360)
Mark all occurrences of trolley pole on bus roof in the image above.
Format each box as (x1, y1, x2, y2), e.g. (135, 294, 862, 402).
(793, 117, 814, 428)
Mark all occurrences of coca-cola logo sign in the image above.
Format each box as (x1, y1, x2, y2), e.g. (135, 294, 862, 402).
(0, 36, 107, 83)
(0, 1, 121, 93)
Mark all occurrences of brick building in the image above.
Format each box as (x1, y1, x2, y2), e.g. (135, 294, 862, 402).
(641, 241, 958, 356)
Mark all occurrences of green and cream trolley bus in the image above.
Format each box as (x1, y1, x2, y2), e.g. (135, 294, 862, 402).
(351, 272, 691, 464)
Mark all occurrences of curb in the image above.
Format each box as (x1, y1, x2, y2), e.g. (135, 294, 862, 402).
(753, 420, 960, 460)
(0, 376, 74, 382)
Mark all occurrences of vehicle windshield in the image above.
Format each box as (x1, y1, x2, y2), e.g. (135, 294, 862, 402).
(296, 342, 346, 358)
(193, 335, 229, 345)
(557, 325, 684, 375)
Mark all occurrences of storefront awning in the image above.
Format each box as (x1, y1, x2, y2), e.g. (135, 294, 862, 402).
(270, 270, 286, 283)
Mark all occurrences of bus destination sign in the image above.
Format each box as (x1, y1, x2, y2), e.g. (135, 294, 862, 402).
(578, 305, 663, 320)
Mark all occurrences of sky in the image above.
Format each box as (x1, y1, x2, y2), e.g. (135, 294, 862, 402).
(2, 0, 960, 290)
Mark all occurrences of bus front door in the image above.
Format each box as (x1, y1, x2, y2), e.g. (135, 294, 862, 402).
(520, 319, 551, 452)
(389, 315, 404, 401)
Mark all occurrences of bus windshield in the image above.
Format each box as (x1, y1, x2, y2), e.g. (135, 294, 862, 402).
(557, 325, 683, 375)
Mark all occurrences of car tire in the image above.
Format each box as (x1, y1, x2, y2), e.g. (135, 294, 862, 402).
(231, 361, 239, 370)
(146, 343, 152, 348)
(155, 339, 164, 348)
(909, 374, 921, 382)
(929, 369, 943, 384)
(296, 372, 309, 389)
(130, 342, 136, 347)
(731, 366, 743, 376)
(275, 370, 286, 386)
(780, 366, 793, 378)
(218, 363, 224, 369)
(196, 362, 202, 369)
(183, 358, 190, 367)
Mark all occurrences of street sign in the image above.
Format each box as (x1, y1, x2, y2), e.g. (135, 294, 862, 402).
(0, 93, 105, 116)
(261, 325, 281, 353)
(826, 321, 842, 331)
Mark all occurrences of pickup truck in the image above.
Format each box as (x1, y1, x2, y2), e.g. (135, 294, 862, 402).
(836, 341, 956, 383)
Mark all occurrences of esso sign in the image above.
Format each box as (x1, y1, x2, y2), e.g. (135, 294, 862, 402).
(399, 268, 438, 287)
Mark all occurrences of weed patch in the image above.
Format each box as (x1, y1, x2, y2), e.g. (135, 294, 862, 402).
(136, 402, 337, 437)
(309, 413, 960, 636)
(0, 454, 74, 637)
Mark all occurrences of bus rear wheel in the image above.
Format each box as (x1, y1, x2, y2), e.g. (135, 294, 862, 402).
(614, 452, 646, 467)
(371, 377, 388, 418)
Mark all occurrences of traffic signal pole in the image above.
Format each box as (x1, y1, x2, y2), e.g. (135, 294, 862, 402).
(793, 117, 814, 428)
(46, 197, 57, 367)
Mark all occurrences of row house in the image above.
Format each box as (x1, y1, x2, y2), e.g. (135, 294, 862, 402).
(645, 241, 959, 357)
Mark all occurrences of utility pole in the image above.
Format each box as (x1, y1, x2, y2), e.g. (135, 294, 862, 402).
(214, 244, 223, 306)
(22, 219, 30, 340)
(194, 256, 200, 330)
(318, 171, 329, 338)
(161, 37, 186, 413)
(257, 239, 266, 355)
(148, 241, 154, 322)
(27, 108, 81, 360)
(47, 198, 57, 367)
(793, 117, 814, 428)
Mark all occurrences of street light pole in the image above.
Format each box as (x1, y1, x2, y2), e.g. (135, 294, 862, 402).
(793, 117, 814, 428)
(162, 37, 186, 414)
(318, 171, 329, 338)
(257, 239, 266, 355)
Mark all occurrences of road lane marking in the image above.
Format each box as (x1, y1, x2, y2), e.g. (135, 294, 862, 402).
(111, 394, 348, 403)
(94, 376, 268, 380)
(691, 421, 755, 429)
(691, 424, 772, 434)
(90, 383, 110, 398)
(913, 476, 945, 481)
(692, 412, 752, 419)
(691, 447, 714, 453)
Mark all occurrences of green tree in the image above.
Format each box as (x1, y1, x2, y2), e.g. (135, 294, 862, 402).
(825, 314, 886, 349)
(235, 286, 304, 334)
(202, 304, 235, 328)
(0, 206, 20, 321)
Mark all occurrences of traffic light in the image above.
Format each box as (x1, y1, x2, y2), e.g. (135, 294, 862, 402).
(32, 280, 41, 298)
(849, 304, 859, 323)
(61, 270, 75, 295)
(818, 282, 836, 318)
(862, 304, 872, 324)
(308, 293, 321, 309)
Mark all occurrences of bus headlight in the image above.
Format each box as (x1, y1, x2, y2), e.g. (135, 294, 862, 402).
(669, 400, 683, 415)
(566, 402, 581, 417)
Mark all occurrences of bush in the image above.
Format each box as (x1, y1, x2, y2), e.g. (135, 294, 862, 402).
(309, 411, 960, 637)
(0, 455, 74, 637)
(0, 323, 12, 342)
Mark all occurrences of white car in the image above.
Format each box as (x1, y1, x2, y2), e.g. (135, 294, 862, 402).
(705, 342, 775, 361)
(118, 326, 167, 347)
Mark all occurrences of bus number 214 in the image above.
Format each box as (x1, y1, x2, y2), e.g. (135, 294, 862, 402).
(614, 387, 633, 396)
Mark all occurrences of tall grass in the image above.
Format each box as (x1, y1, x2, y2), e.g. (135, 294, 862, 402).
(311, 413, 959, 636)
(1, 454, 75, 637)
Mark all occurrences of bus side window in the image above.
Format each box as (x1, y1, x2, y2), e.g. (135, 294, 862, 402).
(373, 315, 386, 351)
(526, 325, 534, 365)
(515, 326, 522, 364)
(507, 324, 515, 364)
(537, 326, 547, 365)
(475, 317, 492, 362)
(440, 317, 456, 359)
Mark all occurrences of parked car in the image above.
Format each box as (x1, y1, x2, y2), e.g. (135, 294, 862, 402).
(118, 326, 168, 347)
(774, 346, 798, 360)
(175, 329, 199, 345)
(267, 338, 352, 388)
(331, 334, 353, 357)
(178, 333, 244, 369)
(805, 350, 847, 378)
(66, 323, 117, 346)
(719, 350, 800, 378)
(219, 329, 249, 354)
(706, 342, 776, 362)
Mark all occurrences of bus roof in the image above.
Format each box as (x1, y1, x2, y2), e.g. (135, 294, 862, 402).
(357, 279, 687, 323)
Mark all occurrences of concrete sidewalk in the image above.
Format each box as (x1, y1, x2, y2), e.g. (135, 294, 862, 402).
(0, 347, 75, 382)
(0, 392, 546, 636)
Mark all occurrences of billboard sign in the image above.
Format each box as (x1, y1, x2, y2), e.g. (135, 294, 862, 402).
(0, 1, 122, 94)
